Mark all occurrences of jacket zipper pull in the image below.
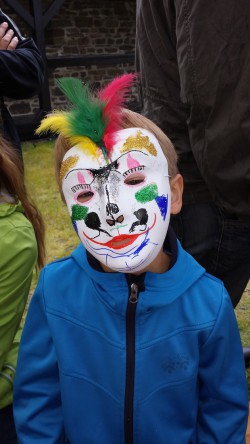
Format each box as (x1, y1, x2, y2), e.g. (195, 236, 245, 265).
(129, 283, 138, 304)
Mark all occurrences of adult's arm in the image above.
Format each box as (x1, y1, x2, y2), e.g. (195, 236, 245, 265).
(197, 287, 249, 443)
(0, 37, 44, 99)
(13, 269, 67, 443)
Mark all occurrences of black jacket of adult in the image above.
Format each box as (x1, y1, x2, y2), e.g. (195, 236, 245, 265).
(136, 0, 250, 219)
(0, 37, 44, 149)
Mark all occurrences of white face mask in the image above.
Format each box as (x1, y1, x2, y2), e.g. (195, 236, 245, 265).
(62, 128, 171, 273)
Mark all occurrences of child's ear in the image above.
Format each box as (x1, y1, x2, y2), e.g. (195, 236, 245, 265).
(170, 174, 183, 215)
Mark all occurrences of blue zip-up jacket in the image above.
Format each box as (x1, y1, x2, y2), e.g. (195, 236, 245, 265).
(13, 241, 248, 444)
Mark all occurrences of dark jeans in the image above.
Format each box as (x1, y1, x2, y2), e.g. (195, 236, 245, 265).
(0, 404, 18, 444)
(171, 203, 250, 308)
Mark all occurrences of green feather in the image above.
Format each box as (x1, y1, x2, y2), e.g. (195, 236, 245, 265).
(58, 77, 88, 107)
(57, 77, 106, 144)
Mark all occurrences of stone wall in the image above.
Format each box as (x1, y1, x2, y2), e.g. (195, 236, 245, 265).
(3, 0, 136, 118)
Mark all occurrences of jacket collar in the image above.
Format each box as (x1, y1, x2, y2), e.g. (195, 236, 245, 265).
(0, 201, 23, 217)
(71, 228, 205, 307)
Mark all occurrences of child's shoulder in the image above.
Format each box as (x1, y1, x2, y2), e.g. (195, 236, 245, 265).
(46, 254, 72, 268)
(37, 245, 87, 308)
(192, 269, 229, 311)
(43, 244, 84, 278)
(202, 271, 224, 286)
(176, 243, 227, 307)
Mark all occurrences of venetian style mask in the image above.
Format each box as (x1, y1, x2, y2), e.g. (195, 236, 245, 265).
(35, 75, 171, 271)
(62, 128, 170, 272)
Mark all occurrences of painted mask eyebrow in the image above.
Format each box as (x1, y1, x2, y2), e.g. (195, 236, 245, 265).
(65, 150, 148, 183)
(122, 152, 146, 182)
(127, 153, 141, 169)
(77, 171, 86, 184)
(65, 168, 94, 183)
(115, 150, 149, 169)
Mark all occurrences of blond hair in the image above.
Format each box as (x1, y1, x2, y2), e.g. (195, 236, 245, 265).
(54, 108, 178, 197)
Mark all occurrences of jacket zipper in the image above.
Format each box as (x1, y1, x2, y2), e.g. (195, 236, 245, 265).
(124, 282, 139, 444)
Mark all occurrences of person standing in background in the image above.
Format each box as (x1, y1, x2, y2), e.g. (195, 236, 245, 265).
(0, 11, 45, 442)
(0, 10, 44, 157)
(0, 137, 45, 444)
(136, 0, 250, 311)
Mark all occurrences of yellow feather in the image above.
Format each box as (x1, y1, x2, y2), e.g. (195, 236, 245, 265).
(35, 113, 70, 136)
(70, 136, 101, 158)
(36, 113, 102, 159)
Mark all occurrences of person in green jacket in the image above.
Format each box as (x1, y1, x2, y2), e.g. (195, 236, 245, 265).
(0, 137, 45, 443)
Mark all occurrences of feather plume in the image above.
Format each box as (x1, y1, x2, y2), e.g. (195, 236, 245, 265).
(98, 73, 137, 151)
(58, 77, 106, 144)
(57, 77, 88, 108)
(70, 136, 100, 158)
(35, 112, 72, 137)
(36, 113, 99, 157)
(35, 74, 137, 163)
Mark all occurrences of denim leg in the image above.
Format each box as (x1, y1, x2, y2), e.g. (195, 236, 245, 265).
(0, 404, 18, 444)
(171, 203, 250, 307)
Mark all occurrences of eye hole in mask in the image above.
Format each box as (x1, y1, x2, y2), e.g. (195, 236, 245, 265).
(124, 173, 145, 186)
(77, 190, 94, 204)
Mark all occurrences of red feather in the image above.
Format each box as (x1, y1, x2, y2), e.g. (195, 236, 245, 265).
(98, 73, 137, 152)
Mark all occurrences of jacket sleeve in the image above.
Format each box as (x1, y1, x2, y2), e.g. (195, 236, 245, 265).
(0, 325, 22, 407)
(0, 224, 37, 408)
(0, 37, 44, 99)
(13, 269, 67, 444)
(197, 287, 249, 443)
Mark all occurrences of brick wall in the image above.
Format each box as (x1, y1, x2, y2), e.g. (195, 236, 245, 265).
(3, 0, 136, 117)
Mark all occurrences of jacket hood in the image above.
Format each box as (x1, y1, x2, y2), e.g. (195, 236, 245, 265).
(0, 201, 24, 218)
(71, 240, 206, 307)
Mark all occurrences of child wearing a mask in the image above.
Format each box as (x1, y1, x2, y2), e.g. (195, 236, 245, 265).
(13, 75, 248, 444)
